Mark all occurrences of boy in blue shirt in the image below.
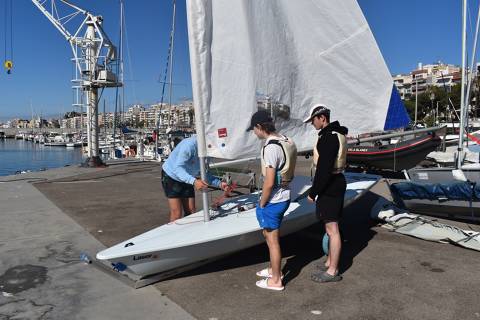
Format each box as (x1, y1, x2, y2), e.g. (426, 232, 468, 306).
(162, 135, 229, 221)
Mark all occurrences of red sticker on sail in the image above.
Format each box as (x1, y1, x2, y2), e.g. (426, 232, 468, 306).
(218, 128, 227, 138)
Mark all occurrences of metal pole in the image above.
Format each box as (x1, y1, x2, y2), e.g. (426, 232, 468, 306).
(457, 0, 467, 169)
(431, 98, 434, 123)
(415, 78, 418, 125)
(186, 0, 211, 222)
(465, 1, 480, 123)
(104, 99, 107, 157)
(113, 0, 124, 159)
(168, 0, 177, 130)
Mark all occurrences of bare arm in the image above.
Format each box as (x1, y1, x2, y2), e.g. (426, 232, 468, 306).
(260, 167, 276, 208)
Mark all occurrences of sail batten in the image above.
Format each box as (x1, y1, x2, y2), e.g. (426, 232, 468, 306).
(187, 0, 400, 160)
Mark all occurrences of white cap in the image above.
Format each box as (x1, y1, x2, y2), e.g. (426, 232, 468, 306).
(303, 104, 330, 123)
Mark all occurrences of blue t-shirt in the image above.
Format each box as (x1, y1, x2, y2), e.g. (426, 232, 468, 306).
(162, 136, 221, 187)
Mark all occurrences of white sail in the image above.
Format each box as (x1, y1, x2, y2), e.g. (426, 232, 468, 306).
(187, 0, 394, 160)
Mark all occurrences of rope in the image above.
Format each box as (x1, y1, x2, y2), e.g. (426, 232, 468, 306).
(3, 0, 13, 73)
(10, 0, 13, 62)
(211, 182, 238, 209)
(4, 0, 7, 64)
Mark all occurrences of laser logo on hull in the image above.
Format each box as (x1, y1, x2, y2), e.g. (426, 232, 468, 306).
(133, 254, 153, 261)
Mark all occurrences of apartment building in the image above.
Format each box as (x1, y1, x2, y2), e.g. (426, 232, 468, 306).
(393, 62, 462, 100)
(61, 115, 87, 129)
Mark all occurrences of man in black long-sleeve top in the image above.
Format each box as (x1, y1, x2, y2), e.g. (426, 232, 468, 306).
(304, 104, 347, 283)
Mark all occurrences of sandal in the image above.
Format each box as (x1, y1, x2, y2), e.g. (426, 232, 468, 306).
(315, 264, 329, 272)
(311, 271, 342, 283)
(255, 278, 284, 291)
(256, 268, 284, 279)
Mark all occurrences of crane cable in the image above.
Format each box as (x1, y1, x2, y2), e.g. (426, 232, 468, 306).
(3, 0, 13, 74)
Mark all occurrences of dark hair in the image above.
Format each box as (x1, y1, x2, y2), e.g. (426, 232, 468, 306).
(173, 137, 182, 147)
(258, 122, 276, 134)
(315, 113, 330, 123)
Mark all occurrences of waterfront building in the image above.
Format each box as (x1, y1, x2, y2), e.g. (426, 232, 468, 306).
(61, 115, 87, 129)
(393, 62, 462, 100)
(12, 119, 30, 129)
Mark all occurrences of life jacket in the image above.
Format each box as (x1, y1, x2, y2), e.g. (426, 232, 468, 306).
(312, 131, 347, 174)
(261, 135, 297, 186)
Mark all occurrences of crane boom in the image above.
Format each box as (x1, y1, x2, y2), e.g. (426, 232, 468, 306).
(31, 0, 122, 166)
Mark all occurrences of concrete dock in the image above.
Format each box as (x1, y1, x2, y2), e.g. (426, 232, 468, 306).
(1, 159, 479, 320)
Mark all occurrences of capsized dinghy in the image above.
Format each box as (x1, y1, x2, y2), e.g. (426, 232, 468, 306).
(96, 173, 379, 285)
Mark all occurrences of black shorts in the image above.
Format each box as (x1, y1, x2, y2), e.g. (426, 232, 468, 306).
(161, 170, 195, 199)
(315, 174, 346, 223)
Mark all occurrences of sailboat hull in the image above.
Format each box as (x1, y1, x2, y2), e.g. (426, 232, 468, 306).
(347, 134, 441, 171)
(96, 174, 379, 282)
(390, 166, 480, 222)
(396, 198, 480, 222)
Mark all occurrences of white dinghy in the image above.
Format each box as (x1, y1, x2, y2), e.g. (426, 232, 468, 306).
(96, 174, 378, 286)
(96, 0, 408, 287)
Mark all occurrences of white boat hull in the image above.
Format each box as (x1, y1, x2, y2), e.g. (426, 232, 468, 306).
(96, 173, 379, 281)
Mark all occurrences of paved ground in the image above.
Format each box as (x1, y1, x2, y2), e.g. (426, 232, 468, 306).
(0, 165, 194, 320)
(25, 159, 480, 320)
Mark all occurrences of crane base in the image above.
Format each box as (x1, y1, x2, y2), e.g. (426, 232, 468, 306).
(81, 156, 107, 168)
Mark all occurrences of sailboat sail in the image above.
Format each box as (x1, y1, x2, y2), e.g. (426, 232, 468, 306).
(384, 85, 411, 131)
(187, 0, 398, 160)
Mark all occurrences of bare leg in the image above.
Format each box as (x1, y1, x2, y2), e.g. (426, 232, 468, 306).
(181, 197, 196, 216)
(325, 221, 341, 276)
(168, 198, 183, 222)
(325, 229, 331, 268)
(264, 229, 282, 287)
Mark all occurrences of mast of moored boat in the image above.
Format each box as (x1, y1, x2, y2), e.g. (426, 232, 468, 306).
(463, 1, 480, 154)
(457, 0, 467, 169)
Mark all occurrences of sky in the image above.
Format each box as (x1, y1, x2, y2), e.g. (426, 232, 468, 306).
(0, 0, 476, 120)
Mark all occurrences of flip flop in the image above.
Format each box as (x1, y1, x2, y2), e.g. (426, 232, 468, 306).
(256, 268, 284, 279)
(255, 278, 284, 291)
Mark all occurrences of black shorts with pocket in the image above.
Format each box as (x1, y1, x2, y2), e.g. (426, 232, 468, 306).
(161, 170, 195, 199)
(315, 173, 346, 223)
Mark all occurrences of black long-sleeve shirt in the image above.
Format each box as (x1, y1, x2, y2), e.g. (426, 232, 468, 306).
(308, 121, 348, 199)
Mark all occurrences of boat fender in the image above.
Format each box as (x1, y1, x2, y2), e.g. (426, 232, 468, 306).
(322, 233, 329, 255)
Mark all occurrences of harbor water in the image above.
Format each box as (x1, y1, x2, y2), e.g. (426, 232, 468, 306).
(0, 139, 84, 176)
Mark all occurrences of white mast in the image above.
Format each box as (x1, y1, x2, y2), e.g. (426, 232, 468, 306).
(464, 1, 480, 146)
(457, 0, 468, 169)
(186, 0, 211, 222)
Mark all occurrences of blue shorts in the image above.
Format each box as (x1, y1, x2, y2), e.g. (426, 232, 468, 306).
(256, 200, 290, 230)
